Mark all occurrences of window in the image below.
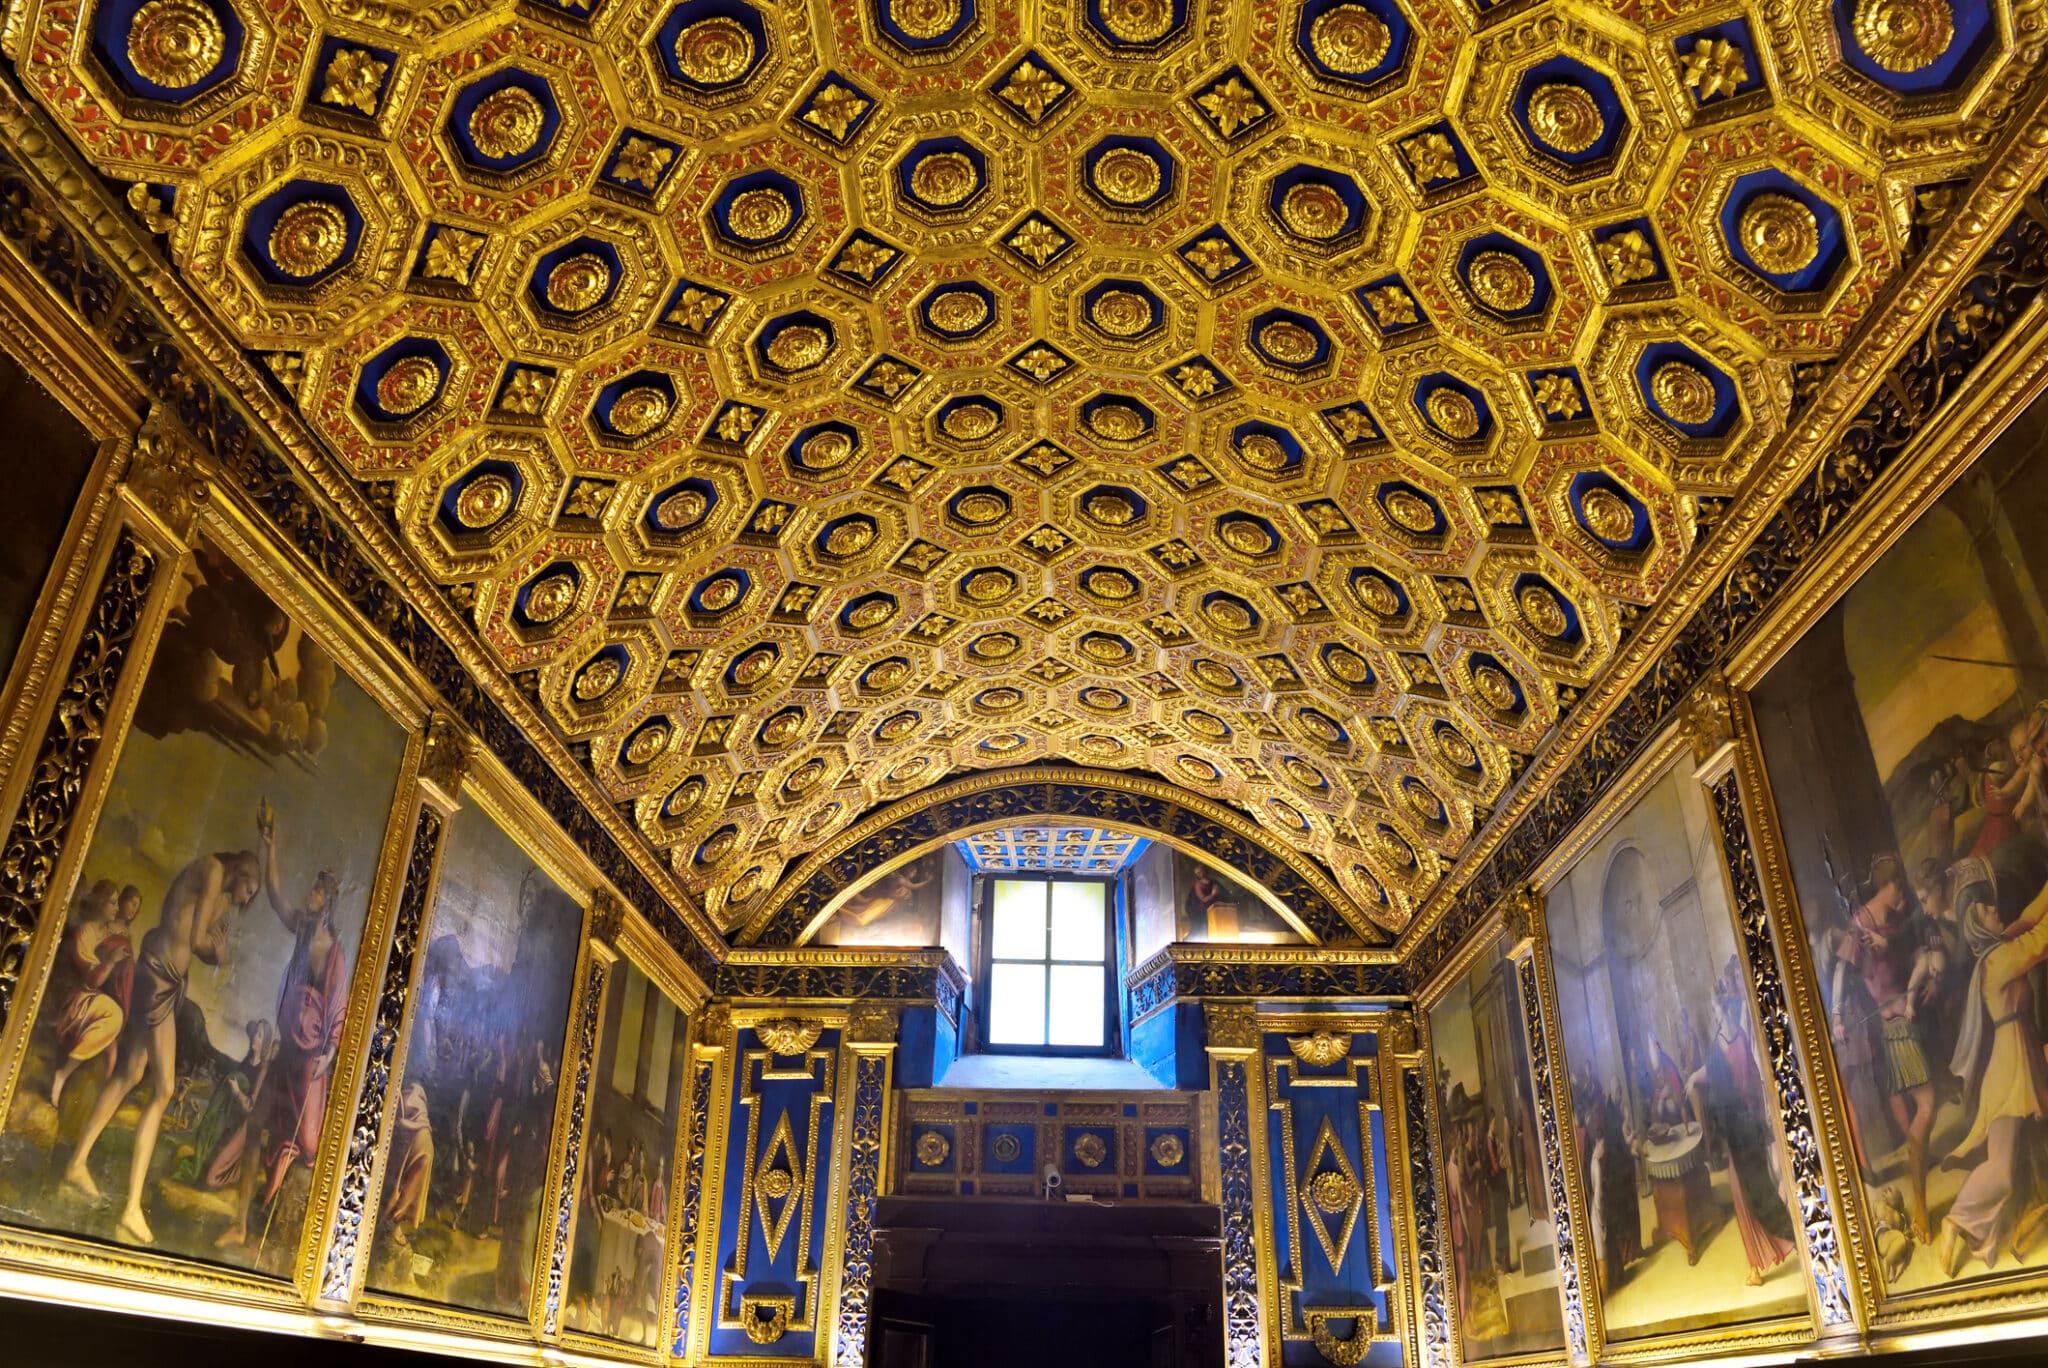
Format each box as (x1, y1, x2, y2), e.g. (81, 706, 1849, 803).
(981, 877, 1113, 1053)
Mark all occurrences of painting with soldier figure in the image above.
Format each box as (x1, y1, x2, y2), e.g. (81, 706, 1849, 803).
(1546, 757, 1805, 1340)
(563, 959, 688, 1346)
(365, 803, 583, 1319)
(0, 539, 408, 1276)
(1753, 389, 2048, 1295)
(1429, 930, 1565, 1361)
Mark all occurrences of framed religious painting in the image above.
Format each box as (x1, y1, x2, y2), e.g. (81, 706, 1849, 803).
(0, 509, 422, 1291)
(358, 772, 591, 1331)
(1748, 367, 2048, 1316)
(1420, 925, 1568, 1365)
(560, 927, 699, 1357)
(1534, 729, 1815, 1354)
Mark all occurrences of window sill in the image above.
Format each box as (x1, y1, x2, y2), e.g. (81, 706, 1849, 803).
(937, 1053, 1171, 1090)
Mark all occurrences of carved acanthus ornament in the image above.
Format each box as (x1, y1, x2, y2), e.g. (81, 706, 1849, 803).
(1378, 1010, 1418, 1058)
(415, 711, 470, 809)
(844, 1003, 900, 1046)
(123, 404, 211, 539)
(1681, 671, 1739, 767)
(1499, 885, 1544, 957)
(586, 886, 625, 947)
(1205, 1001, 1260, 1052)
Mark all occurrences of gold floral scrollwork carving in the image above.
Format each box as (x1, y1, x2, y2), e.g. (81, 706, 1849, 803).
(124, 404, 211, 539)
(1681, 670, 1739, 766)
(695, 1001, 732, 1049)
(1306, 1309, 1373, 1366)
(739, 1292, 794, 1345)
(755, 1016, 824, 1056)
(1378, 1010, 1416, 1057)
(416, 711, 471, 809)
(846, 1003, 900, 1045)
(1205, 1001, 1259, 1051)
(1286, 1029, 1352, 1068)
(587, 887, 625, 947)
(1499, 885, 1543, 956)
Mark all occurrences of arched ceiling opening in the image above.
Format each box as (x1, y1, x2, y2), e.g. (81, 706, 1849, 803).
(27, 0, 2028, 941)
(734, 766, 1391, 947)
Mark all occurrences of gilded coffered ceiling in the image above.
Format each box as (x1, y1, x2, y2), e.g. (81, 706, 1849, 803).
(11, 0, 2030, 938)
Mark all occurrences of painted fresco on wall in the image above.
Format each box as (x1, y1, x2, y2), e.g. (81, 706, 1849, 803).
(564, 959, 687, 1346)
(1175, 853, 1304, 945)
(0, 351, 100, 677)
(1429, 932, 1564, 1361)
(1752, 392, 2048, 1295)
(812, 849, 944, 947)
(0, 541, 407, 1276)
(1546, 758, 1805, 1339)
(366, 804, 583, 1318)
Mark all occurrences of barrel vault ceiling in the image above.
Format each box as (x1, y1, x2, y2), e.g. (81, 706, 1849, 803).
(13, 0, 2026, 940)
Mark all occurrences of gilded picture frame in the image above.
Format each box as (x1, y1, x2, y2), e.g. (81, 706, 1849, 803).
(0, 480, 433, 1320)
(1524, 723, 1821, 1364)
(1413, 908, 1573, 1368)
(555, 904, 708, 1364)
(1725, 297, 2048, 1340)
(348, 752, 599, 1346)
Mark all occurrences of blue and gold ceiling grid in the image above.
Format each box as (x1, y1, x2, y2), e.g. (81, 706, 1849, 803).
(957, 823, 1147, 871)
(20, 0, 2030, 936)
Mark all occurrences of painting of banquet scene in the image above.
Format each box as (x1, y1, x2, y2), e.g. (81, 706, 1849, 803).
(1429, 930, 1566, 1360)
(365, 804, 583, 1318)
(1753, 390, 2048, 1293)
(0, 541, 407, 1276)
(563, 958, 688, 1346)
(1545, 757, 1807, 1338)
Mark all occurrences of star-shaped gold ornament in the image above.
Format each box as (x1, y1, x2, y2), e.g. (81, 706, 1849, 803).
(612, 136, 674, 189)
(1682, 37, 1749, 102)
(1197, 77, 1265, 137)
(803, 83, 871, 141)
(998, 61, 1067, 123)
(320, 47, 388, 116)
(422, 228, 485, 284)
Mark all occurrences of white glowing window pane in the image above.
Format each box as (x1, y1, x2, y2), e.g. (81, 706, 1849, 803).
(1047, 966, 1105, 1046)
(989, 962, 1046, 1045)
(990, 879, 1047, 960)
(1049, 881, 1106, 962)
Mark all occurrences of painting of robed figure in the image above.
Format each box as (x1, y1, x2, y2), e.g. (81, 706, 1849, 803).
(1429, 930, 1565, 1362)
(365, 801, 584, 1320)
(1753, 388, 2048, 1295)
(0, 539, 409, 1276)
(1545, 755, 1805, 1341)
(563, 958, 688, 1346)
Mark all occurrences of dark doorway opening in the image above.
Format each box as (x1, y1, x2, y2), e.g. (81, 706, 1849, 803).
(873, 1291, 1168, 1368)
(871, 1196, 1220, 1368)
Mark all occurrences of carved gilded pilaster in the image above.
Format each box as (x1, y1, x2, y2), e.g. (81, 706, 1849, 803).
(1205, 1001, 1265, 1368)
(1503, 889, 1594, 1365)
(0, 528, 155, 1036)
(833, 1005, 897, 1368)
(1697, 712, 1864, 1338)
(539, 938, 613, 1338)
(119, 404, 211, 546)
(672, 1000, 730, 1358)
(313, 802, 443, 1306)
(311, 710, 468, 1307)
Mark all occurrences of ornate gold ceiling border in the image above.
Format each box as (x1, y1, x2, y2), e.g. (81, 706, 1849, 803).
(735, 764, 1389, 948)
(1126, 943, 1407, 1027)
(1398, 73, 2048, 979)
(0, 84, 727, 975)
(716, 947, 966, 1023)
